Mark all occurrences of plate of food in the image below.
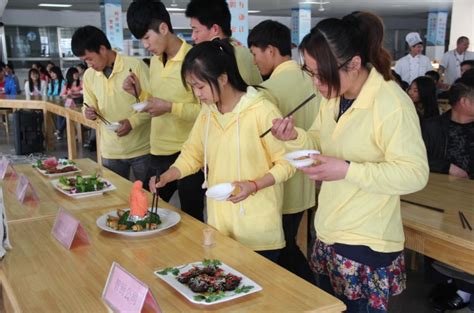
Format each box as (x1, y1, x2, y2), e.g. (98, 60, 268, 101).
(33, 157, 80, 178)
(155, 259, 262, 305)
(96, 208, 181, 237)
(51, 174, 116, 198)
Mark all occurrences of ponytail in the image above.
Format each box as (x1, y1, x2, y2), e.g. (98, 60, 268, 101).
(299, 11, 392, 97)
(353, 12, 392, 81)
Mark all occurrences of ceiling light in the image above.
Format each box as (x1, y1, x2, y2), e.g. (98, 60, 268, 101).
(249, 10, 261, 14)
(166, 7, 185, 12)
(38, 3, 72, 8)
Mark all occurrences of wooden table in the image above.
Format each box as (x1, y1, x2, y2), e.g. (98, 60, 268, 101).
(0, 95, 102, 164)
(0, 159, 345, 312)
(401, 173, 474, 274)
(2, 159, 130, 224)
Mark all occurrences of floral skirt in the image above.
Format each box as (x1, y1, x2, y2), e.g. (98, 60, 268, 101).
(310, 238, 406, 311)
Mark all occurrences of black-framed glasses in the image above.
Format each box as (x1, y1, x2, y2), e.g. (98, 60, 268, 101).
(301, 56, 354, 81)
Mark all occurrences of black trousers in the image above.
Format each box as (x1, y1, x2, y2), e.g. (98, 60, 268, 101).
(278, 210, 316, 284)
(150, 153, 205, 222)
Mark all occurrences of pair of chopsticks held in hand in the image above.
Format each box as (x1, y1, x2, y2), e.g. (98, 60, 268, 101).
(260, 93, 316, 138)
(149, 173, 160, 229)
(82, 69, 141, 125)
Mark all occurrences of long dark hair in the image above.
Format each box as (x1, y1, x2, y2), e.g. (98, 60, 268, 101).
(65, 67, 80, 90)
(411, 76, 439, 118)
(48, 66, 64, 93)
(300, 11, 392, 98)
(28, 68, 41, 93)
(181, 39, 248, 98)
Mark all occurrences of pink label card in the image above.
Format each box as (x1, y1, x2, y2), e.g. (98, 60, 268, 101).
(0, 157, 8, 180)
(102, 262, 161, 313)
(15, 175, 29, 203)
(0, 157, 15, 180)
(51, 208, 90, 249)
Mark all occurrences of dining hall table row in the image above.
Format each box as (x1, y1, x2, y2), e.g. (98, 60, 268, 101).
(0, 158, 346, 312)
(0, 95, 102, 164)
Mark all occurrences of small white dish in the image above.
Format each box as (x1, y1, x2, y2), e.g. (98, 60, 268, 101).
(206, 183, 235, 201)
(284, 150, 320, 168)
(132, 101, 148, 112)
(105, 122, 120, 132)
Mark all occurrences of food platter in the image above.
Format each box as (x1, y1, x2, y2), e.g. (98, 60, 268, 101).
(155, 259, 262, 305)
(51, 175, 116, 199)
(96, 208, 180, 237)
(33, 158, 81, 178)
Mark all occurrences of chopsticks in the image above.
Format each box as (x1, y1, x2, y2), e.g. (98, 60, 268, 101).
(129, 68, 141, 103)
(459, 211, 472, 231)
(149, 174, 160, 229)
(83, 102, 111, 125)
(259, 93, 316, 138)
(401, 199, 445, 213)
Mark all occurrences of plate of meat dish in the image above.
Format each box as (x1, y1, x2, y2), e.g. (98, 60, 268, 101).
(154, 259, 262, 305)
(33, 157, 80, 178)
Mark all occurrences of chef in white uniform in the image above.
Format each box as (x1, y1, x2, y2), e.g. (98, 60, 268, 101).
(395, 32, 433, 84)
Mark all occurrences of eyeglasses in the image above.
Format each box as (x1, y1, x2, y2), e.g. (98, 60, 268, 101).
(301, 56, 355, 81)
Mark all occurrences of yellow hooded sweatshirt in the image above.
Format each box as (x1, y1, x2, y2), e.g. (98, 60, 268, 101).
(261, 60, 321, 214)
(286, 68, 429, 253)
(173, 87, 294, 251)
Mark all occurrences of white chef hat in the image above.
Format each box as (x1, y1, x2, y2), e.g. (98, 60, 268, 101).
(405, 32, 423, 47)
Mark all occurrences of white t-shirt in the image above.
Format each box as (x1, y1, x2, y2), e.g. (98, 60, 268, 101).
(394, 54, 433, 84)
(24, 80, 47, 96)
(440, 49, 474, 85)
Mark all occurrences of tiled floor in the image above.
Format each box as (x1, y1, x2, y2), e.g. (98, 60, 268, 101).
(0, 117, 471, 313)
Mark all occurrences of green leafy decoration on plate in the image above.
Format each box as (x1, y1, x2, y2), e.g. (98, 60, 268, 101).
(234, 285, 254, 294)
(157, 267, 180, 276)
(202, 259, 222, 267)
(193, 291, 226, 303)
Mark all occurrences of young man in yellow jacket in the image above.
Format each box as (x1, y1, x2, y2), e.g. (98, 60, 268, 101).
(124, 0, 205, 221)
(71, 26, 151, 185)
(185, 0, 262, 86)
(248, 20, 321, 283)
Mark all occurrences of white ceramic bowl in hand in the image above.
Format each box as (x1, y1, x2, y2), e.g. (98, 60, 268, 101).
(206, 183, 235, 201)
(284, 150, 320, 168)
(105, 122, 121, 132)
(132, 101, 148, 112)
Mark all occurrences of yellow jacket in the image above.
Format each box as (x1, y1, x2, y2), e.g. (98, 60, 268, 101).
(148, 39, 200, 155)
(82, 54, 151, 159)
(287, 68, 429, 252)
(232, 41, 262, 85)
(261, 60, 321, 214)
(173, 87, 294, 251)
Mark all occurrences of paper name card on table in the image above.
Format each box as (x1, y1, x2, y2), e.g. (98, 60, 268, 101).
(15, 174, 38, 204)
(51, 208, 90, 250)
(103, 262, 161, 313)
(0, 157, 16, 180)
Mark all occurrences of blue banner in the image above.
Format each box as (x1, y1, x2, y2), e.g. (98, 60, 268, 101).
(100, 0, 124, 52)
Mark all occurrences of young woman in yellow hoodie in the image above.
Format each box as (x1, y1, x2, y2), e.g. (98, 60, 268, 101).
(150, 39, 294, 262)
(271, 12, 429, 313)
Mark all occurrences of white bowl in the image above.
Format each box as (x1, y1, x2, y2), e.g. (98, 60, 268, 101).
(284, 150, 320, 168)
(206, 183, 235, 201)
(105, 122, 121, 132)
(132, 101, 148, 112)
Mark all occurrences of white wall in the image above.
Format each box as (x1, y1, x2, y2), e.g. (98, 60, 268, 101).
(449, 0, 474, 50)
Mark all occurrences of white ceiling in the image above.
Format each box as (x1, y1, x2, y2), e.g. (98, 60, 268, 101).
(6, 0, 453, 17)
